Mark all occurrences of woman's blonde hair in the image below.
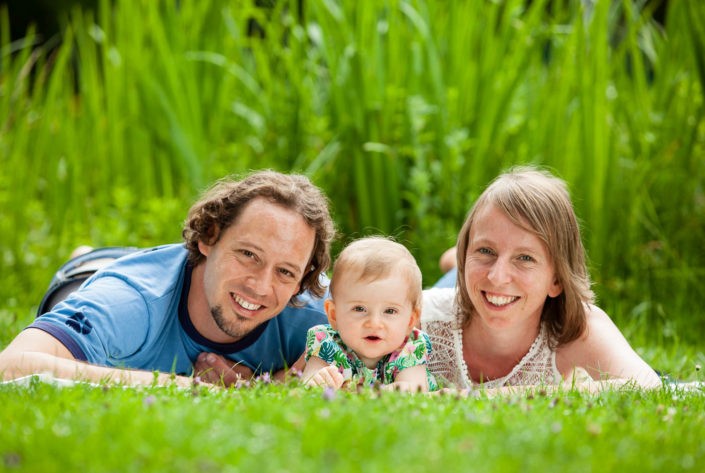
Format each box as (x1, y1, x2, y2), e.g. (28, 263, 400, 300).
(455, 166, 594, 346)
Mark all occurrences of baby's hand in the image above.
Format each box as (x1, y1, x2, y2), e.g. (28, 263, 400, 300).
(305, 365, 345, 389)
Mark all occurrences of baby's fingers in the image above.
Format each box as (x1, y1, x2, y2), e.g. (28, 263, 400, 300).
(320, 366, 345, 389)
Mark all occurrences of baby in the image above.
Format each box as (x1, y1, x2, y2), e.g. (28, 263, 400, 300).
(302, 237, 437, 392)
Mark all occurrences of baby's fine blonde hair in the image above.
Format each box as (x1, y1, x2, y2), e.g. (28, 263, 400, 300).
(329, 236, 423, 312)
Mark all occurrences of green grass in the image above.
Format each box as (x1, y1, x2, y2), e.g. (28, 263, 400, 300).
(1, 380, 704, 472)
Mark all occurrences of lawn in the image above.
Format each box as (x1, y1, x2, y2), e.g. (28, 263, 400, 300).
(1, 377, 704, 472)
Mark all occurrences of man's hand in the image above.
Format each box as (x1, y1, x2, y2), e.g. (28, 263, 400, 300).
(194, 352, 253, 387)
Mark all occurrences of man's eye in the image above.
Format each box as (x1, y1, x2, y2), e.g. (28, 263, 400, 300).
(241, 249, 255, 258)
(279, 268, 295, 278)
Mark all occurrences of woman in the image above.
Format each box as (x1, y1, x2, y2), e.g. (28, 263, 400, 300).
(422, 166, 661, 390)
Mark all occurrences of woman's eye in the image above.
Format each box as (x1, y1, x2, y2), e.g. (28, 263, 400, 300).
(518, 254, 535, 262)
(241, 249, 255, 258)
(478, 247, 493, 255)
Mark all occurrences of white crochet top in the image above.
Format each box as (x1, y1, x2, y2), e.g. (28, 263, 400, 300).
(421, 288, 562, 388)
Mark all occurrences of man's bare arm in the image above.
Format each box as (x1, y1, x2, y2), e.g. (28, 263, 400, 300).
(0, 328, 194, 387)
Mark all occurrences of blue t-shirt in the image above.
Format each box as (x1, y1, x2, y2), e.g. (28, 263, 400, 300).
(28, 244, 327, 375)
(434, 268, 457, 288)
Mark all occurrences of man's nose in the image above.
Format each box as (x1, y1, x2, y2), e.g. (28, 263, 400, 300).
(247, 265, 274, 296)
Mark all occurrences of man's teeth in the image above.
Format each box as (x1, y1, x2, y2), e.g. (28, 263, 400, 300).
(486, 294, 518, 306)
(235, 294, 262, 310)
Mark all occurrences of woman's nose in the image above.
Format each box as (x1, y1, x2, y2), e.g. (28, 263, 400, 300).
(487, 258, 512, 285)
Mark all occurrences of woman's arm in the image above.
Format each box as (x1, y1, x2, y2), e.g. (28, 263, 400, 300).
(556, 305, 661, 388)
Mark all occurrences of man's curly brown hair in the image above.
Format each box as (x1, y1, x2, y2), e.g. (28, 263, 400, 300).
(182, 170, 336, 300)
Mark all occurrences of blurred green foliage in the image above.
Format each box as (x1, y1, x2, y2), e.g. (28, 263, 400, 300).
(0, 0, 703, 346)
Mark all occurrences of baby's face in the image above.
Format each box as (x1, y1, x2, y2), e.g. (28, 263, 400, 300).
(325, 274, 418, 369)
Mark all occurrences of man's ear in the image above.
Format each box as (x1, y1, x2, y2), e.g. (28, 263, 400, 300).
(197, 225, 220, 257)
(198, 240, 212, 257)
(324, 299, 337, 329)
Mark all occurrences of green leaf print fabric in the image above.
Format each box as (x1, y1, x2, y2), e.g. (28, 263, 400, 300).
(305, 324, 438, 390)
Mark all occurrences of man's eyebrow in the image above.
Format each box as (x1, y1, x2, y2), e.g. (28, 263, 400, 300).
(234, 241, 264, 254)
(236, 241, 306, 274)
(280, 259, 307, 275)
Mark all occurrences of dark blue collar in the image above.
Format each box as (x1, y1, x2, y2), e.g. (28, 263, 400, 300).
(178, 263, 268, 353)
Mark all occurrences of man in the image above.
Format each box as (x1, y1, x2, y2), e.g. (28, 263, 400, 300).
(0, 170, 336, 387)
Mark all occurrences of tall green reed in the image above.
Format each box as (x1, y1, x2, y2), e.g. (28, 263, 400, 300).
(0, 0, 703, 343)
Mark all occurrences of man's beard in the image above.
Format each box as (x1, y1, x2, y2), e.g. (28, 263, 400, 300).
(210, 305, 249, 341)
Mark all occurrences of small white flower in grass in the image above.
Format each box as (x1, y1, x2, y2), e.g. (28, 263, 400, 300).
(258, 372, 272, 384)
(234, 378, 250, 389)
(587, 423, 602, 436)
(289, 367, 303, 378)
(662, 407, 677, 423)
(322, 386, 336, 401)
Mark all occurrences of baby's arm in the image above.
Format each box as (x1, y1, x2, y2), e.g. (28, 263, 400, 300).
(383, 365, 429, 393)
(302, 356, 345, 389)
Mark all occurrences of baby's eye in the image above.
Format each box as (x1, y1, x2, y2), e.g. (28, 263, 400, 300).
(383, 308, 398, 315)
(352, 305, 366, 312)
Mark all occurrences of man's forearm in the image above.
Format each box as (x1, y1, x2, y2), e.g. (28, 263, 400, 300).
(0, 350, 194, 387)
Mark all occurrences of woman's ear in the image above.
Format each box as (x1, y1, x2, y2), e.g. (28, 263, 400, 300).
(324, 299, 337, 329)
(548, 276, 563, 298)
